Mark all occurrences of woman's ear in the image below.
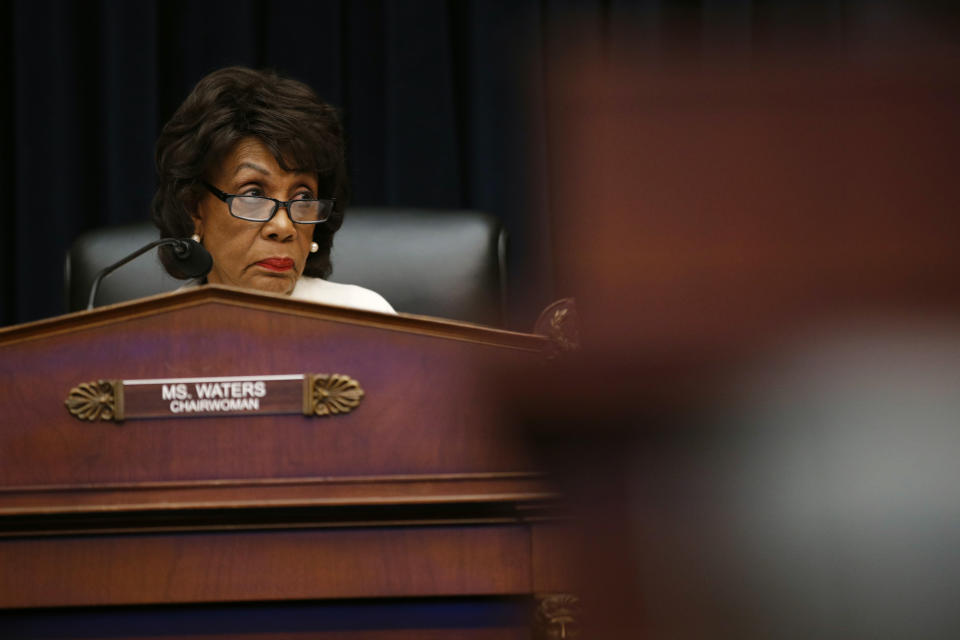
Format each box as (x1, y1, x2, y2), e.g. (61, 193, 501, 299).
(186, 184, 206, 239)
(190, 207, 204, 241)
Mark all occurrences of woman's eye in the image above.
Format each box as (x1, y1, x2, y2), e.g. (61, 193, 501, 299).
(241, 188, 263, 197)
(293, 192, 315, 201)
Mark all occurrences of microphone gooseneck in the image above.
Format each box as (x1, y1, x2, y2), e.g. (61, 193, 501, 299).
(86, 237, 213, 310)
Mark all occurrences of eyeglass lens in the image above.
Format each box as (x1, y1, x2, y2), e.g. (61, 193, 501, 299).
(230, 196, 329, 222)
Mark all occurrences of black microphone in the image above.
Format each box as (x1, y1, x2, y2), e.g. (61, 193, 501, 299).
(169, 238, 214, 280)
(86, 238, 213, 310)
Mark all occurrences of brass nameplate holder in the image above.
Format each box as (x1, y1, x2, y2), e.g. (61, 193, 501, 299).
(65, 374, 364, 423)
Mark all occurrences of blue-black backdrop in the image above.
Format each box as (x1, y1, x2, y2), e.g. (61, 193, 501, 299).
(1, 0, 953, 328)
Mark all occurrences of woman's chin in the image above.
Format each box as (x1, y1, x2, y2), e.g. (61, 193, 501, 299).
(246, 274, 297, 296)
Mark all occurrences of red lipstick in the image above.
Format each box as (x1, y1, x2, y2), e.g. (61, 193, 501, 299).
(256, 257, 295, 272)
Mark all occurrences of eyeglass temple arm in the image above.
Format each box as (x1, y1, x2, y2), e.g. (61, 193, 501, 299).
(200, 181, 229, 201)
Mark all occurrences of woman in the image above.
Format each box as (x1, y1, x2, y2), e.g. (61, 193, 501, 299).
(152, 66, 394, 314)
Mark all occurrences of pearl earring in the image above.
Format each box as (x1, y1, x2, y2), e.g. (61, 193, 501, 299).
(191, 233, 201, 243)
(310, 242, 319, 253)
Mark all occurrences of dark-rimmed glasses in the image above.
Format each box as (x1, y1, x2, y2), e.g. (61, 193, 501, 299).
(202, 181, 334, 224)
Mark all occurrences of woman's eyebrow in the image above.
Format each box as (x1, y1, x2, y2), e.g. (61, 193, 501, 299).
(233, 161, 270, 176)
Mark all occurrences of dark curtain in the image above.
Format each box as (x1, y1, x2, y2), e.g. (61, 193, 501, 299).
(1, 0, 953, 328)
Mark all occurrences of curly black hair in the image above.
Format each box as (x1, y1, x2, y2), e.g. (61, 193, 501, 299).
(151, 66, 348, 279)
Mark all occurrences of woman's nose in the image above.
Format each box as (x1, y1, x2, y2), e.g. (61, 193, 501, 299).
(262, 204, 296, 239)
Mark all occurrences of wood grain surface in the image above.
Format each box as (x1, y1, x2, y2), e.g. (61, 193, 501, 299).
(0, 289, 571, 637)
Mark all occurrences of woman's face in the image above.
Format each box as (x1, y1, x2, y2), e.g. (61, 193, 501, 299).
(191, 138, 318, 295)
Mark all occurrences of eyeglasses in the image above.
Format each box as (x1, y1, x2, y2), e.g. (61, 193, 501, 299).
(201, 181, 334, 224)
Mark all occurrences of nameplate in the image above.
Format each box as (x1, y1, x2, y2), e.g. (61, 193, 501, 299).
(65, 374, 364, 422)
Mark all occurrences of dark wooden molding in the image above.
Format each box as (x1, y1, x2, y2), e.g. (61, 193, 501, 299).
(0, 285, 550, 352)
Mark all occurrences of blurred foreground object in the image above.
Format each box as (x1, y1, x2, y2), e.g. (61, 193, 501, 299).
(512, 37, 960, 639)
(550, 45, 960, 361)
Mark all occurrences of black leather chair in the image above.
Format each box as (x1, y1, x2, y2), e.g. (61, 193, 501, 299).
(65, 208, 508, 326)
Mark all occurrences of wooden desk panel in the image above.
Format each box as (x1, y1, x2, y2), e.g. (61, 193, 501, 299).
(1, 524, 533, 608)
(0, 289, 570, 638)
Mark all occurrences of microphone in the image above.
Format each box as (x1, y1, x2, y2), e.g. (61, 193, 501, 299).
(86, 237, 213, 310)
(168, 238, 214, 280)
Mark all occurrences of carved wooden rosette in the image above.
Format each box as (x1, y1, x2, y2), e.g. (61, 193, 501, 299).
(65, 379, 124, 422)
(533, 593, 581, 640)
(302, 373, 365, 416)
(534, 298, 581, 356)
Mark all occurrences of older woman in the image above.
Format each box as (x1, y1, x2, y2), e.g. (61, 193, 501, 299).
(152, 66, 394, 313)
